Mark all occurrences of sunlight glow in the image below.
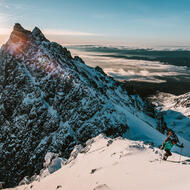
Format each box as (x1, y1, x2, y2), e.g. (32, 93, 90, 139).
(0, 28, 11, 35)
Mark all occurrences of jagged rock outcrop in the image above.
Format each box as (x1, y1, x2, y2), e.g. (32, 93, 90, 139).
(0, 24, 134, 187)
(4, 23, 48, 56)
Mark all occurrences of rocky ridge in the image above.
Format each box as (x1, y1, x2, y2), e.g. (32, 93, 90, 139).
(0, 24, 137, 187)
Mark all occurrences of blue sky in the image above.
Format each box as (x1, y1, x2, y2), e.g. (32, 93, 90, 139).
(0, 0, 190, 46)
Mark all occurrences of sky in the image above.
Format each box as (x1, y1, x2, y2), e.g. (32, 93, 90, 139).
(0, 0, 190, 47)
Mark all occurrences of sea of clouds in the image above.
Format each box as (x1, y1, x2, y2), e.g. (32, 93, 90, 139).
(68, 46, 190, 83)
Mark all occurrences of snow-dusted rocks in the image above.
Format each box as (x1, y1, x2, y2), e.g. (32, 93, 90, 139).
(2, 23, 48, 56)
(43, 152, 65, 174)
(32, 27, 47, 42)
(0, 24, 132, 187)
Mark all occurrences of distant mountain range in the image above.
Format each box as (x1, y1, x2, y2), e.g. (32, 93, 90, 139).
(68, 45, 190, 67)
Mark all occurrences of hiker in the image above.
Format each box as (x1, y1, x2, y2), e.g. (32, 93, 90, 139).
(161, 130, 184, 160)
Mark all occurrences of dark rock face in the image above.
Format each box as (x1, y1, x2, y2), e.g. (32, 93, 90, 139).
(0, 24, 131, 187)
(174, 93, 190, 108)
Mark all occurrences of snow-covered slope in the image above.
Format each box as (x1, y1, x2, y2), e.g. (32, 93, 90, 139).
(6, 135, 190, 190)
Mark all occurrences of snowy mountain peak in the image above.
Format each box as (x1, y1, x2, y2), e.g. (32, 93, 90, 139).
(9, 23, 31, 43)
(32, 27, 47, 42)
(3, 23, 48, 55)
(13, 23, 25, 32)
(13, 23, 27, 32)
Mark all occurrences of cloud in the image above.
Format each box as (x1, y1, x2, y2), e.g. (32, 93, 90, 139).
(43, 29, 102, 36)
(0, 0, 25, 10)
(68, 46, 190, 83)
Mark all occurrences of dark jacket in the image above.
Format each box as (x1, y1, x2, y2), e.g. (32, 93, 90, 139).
(161, 133, 183, 150)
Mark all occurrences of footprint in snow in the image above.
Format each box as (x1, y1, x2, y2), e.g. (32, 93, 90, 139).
(90, 167, 103, 174)
(149, 159, 159, 163)
(119, 152, 132, 159)
(93, 184, 111, 190)
(56, 185, 62, 189)
(30, 185, 33, 189)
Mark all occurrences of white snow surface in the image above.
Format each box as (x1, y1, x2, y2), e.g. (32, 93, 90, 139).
(6, 135, 190, 190)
